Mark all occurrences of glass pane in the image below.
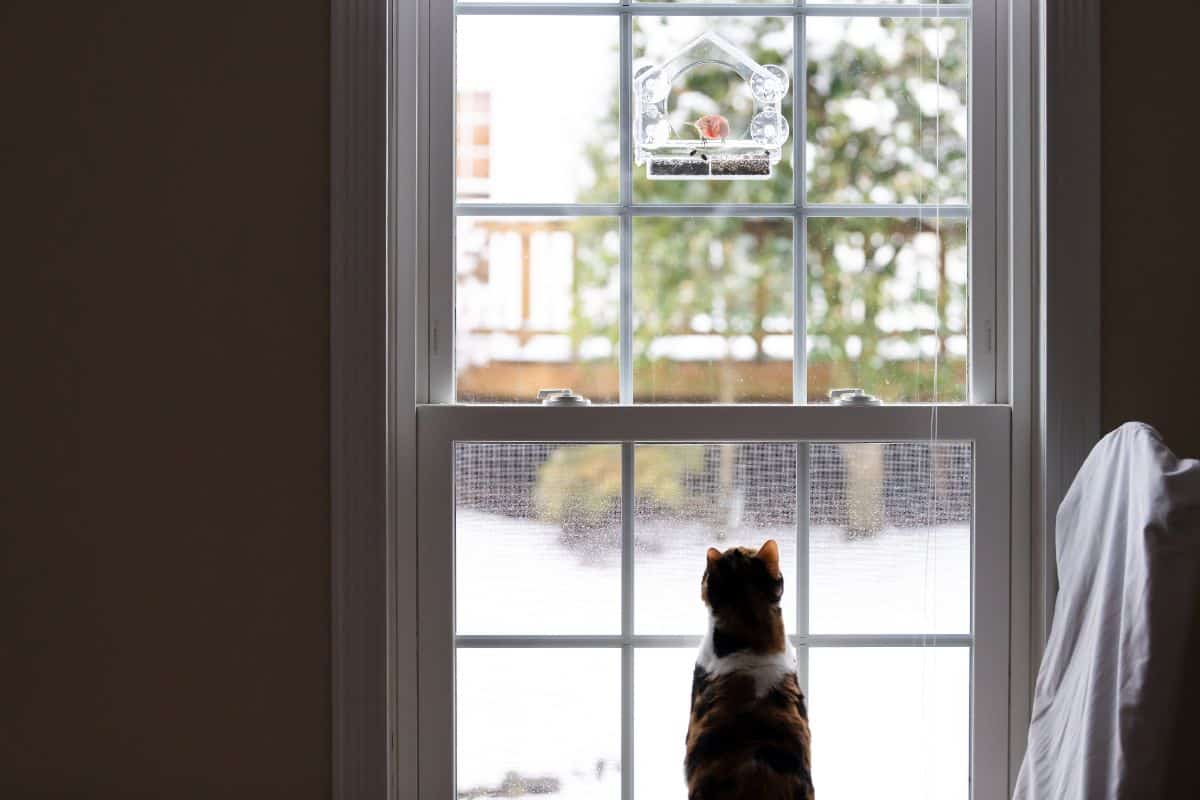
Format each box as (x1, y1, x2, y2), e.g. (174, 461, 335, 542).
(456, 217, 620, 404)
(807, 217, 968, 403)
(634, 648, 697, 800)
(809, 441, 972, 635)
(633, 217, 793, 402)
(457, 17, 619, 204)
(458, 649, 621, 800)
(810, 0, 967, 5)
(455, 443, 622, 634)
(633, 16, 794, 203)
(637, 0, 790, 4)
(809, 647, 969, 800)
(463, 0, 614, 3)
(636, 647, 969, 800)
(634, 443, 797, 634)
(807, 17, 968, 204)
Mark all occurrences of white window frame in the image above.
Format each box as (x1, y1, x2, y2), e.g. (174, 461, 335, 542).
(329, 0, 1101, 797)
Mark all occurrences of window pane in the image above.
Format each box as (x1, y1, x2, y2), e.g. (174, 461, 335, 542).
(810, 0, 967, 5)
(809, 648, 969, 800)
(636, 647, 969, 800)
(807, 17, 968, 204)
(457, 17, 619, 204)
(809, 441, 972, 635)
(463, 0, 614, 4)
(634, 648, 696, 800)
(458, 649, 621, 800)
(633, 16, 794, 203)
(634, 443, 797, 634)
(807, 217, 968, 403)
(633, 217, 793, 403)
(637, 0, 790, 4)
(456, 217, 620, 404)
(455, 443, 622, 634)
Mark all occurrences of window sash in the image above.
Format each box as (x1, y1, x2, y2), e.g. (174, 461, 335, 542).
(419, 0, 1009, 794)
(427, 0, 1001, 406)
(416, 403, 1011, 800)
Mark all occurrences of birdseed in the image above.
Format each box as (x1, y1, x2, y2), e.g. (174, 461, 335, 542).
(711, 155, 770, 176)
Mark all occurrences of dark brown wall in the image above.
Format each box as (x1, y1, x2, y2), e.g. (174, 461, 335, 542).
(4, 0, 1200, 795)
(1101, 4, 1200, 457)
(2, 3, 331, 797)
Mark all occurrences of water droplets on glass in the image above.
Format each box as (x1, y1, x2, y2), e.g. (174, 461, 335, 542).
(634, 443, 798, 634)
(808, 441, 972, 634)
(455, 443, 623, 634)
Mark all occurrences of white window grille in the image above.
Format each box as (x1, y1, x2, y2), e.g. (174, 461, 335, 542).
(416, 2, 1014, 799)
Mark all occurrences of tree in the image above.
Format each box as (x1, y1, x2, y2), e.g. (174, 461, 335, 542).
(537, 16, 970, 530)
(572, 15, 969, 403)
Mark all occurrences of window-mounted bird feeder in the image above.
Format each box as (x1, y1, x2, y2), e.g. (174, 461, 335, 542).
(634, 32, 790, 181)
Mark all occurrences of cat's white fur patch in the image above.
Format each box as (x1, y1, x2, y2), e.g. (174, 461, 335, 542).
(695, 616, 796, 698)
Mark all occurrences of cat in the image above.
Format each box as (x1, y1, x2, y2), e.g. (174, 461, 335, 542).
(685, 539, 814, 800)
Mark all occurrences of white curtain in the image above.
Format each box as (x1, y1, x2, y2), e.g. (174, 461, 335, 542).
(1014, 423, 1200, 799)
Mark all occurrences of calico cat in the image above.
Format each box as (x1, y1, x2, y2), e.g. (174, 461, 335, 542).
(685, 540, 814, 800)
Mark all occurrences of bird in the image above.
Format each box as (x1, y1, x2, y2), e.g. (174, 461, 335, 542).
(691, 114, 730, 142)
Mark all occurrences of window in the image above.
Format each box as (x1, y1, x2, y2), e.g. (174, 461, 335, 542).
(418, 410, 1010, 799)
(416, 1, 1013, 799)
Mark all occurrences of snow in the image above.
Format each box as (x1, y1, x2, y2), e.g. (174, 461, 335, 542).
(455, 509, 971, 799)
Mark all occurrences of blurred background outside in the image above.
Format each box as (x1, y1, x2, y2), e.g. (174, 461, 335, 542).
(456, 15, 968, 404)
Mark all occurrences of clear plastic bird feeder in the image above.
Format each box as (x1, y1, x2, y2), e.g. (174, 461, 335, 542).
(634, 32, 790, 181)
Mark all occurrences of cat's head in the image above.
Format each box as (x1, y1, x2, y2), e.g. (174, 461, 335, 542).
(701, 539, 784, 615)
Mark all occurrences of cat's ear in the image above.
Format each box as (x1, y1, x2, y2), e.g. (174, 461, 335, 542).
(706, 547, 722, 568)
(755, 539, 781, 578)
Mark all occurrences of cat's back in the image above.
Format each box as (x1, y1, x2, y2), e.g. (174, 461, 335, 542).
(685, 664, 813, 800)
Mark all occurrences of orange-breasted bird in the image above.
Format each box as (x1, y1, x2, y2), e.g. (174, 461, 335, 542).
(691, 114, 730, 142)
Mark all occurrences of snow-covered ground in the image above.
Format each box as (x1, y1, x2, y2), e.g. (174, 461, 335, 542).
(456, 509, 970, 799)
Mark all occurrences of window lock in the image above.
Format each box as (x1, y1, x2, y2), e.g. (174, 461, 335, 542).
(537, 388, 591, 407)
(829, 388, 881, 406)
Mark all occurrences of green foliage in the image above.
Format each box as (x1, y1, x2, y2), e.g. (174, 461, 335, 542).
(572, 16, 969, 403)
(534, 446, 704, 529)
(534, 447, 622, 532)
(536, 17, 971, 525)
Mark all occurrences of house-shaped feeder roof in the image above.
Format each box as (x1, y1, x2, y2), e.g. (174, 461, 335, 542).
(637, 31, 784, 93)
(633, 31, 790, 181)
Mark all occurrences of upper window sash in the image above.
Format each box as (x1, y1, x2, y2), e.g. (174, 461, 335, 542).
(424, 0, 1004, 406)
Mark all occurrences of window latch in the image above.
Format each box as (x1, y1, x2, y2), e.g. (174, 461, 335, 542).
(537, 388, 591, 407)
(829, 388, 881, 406)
